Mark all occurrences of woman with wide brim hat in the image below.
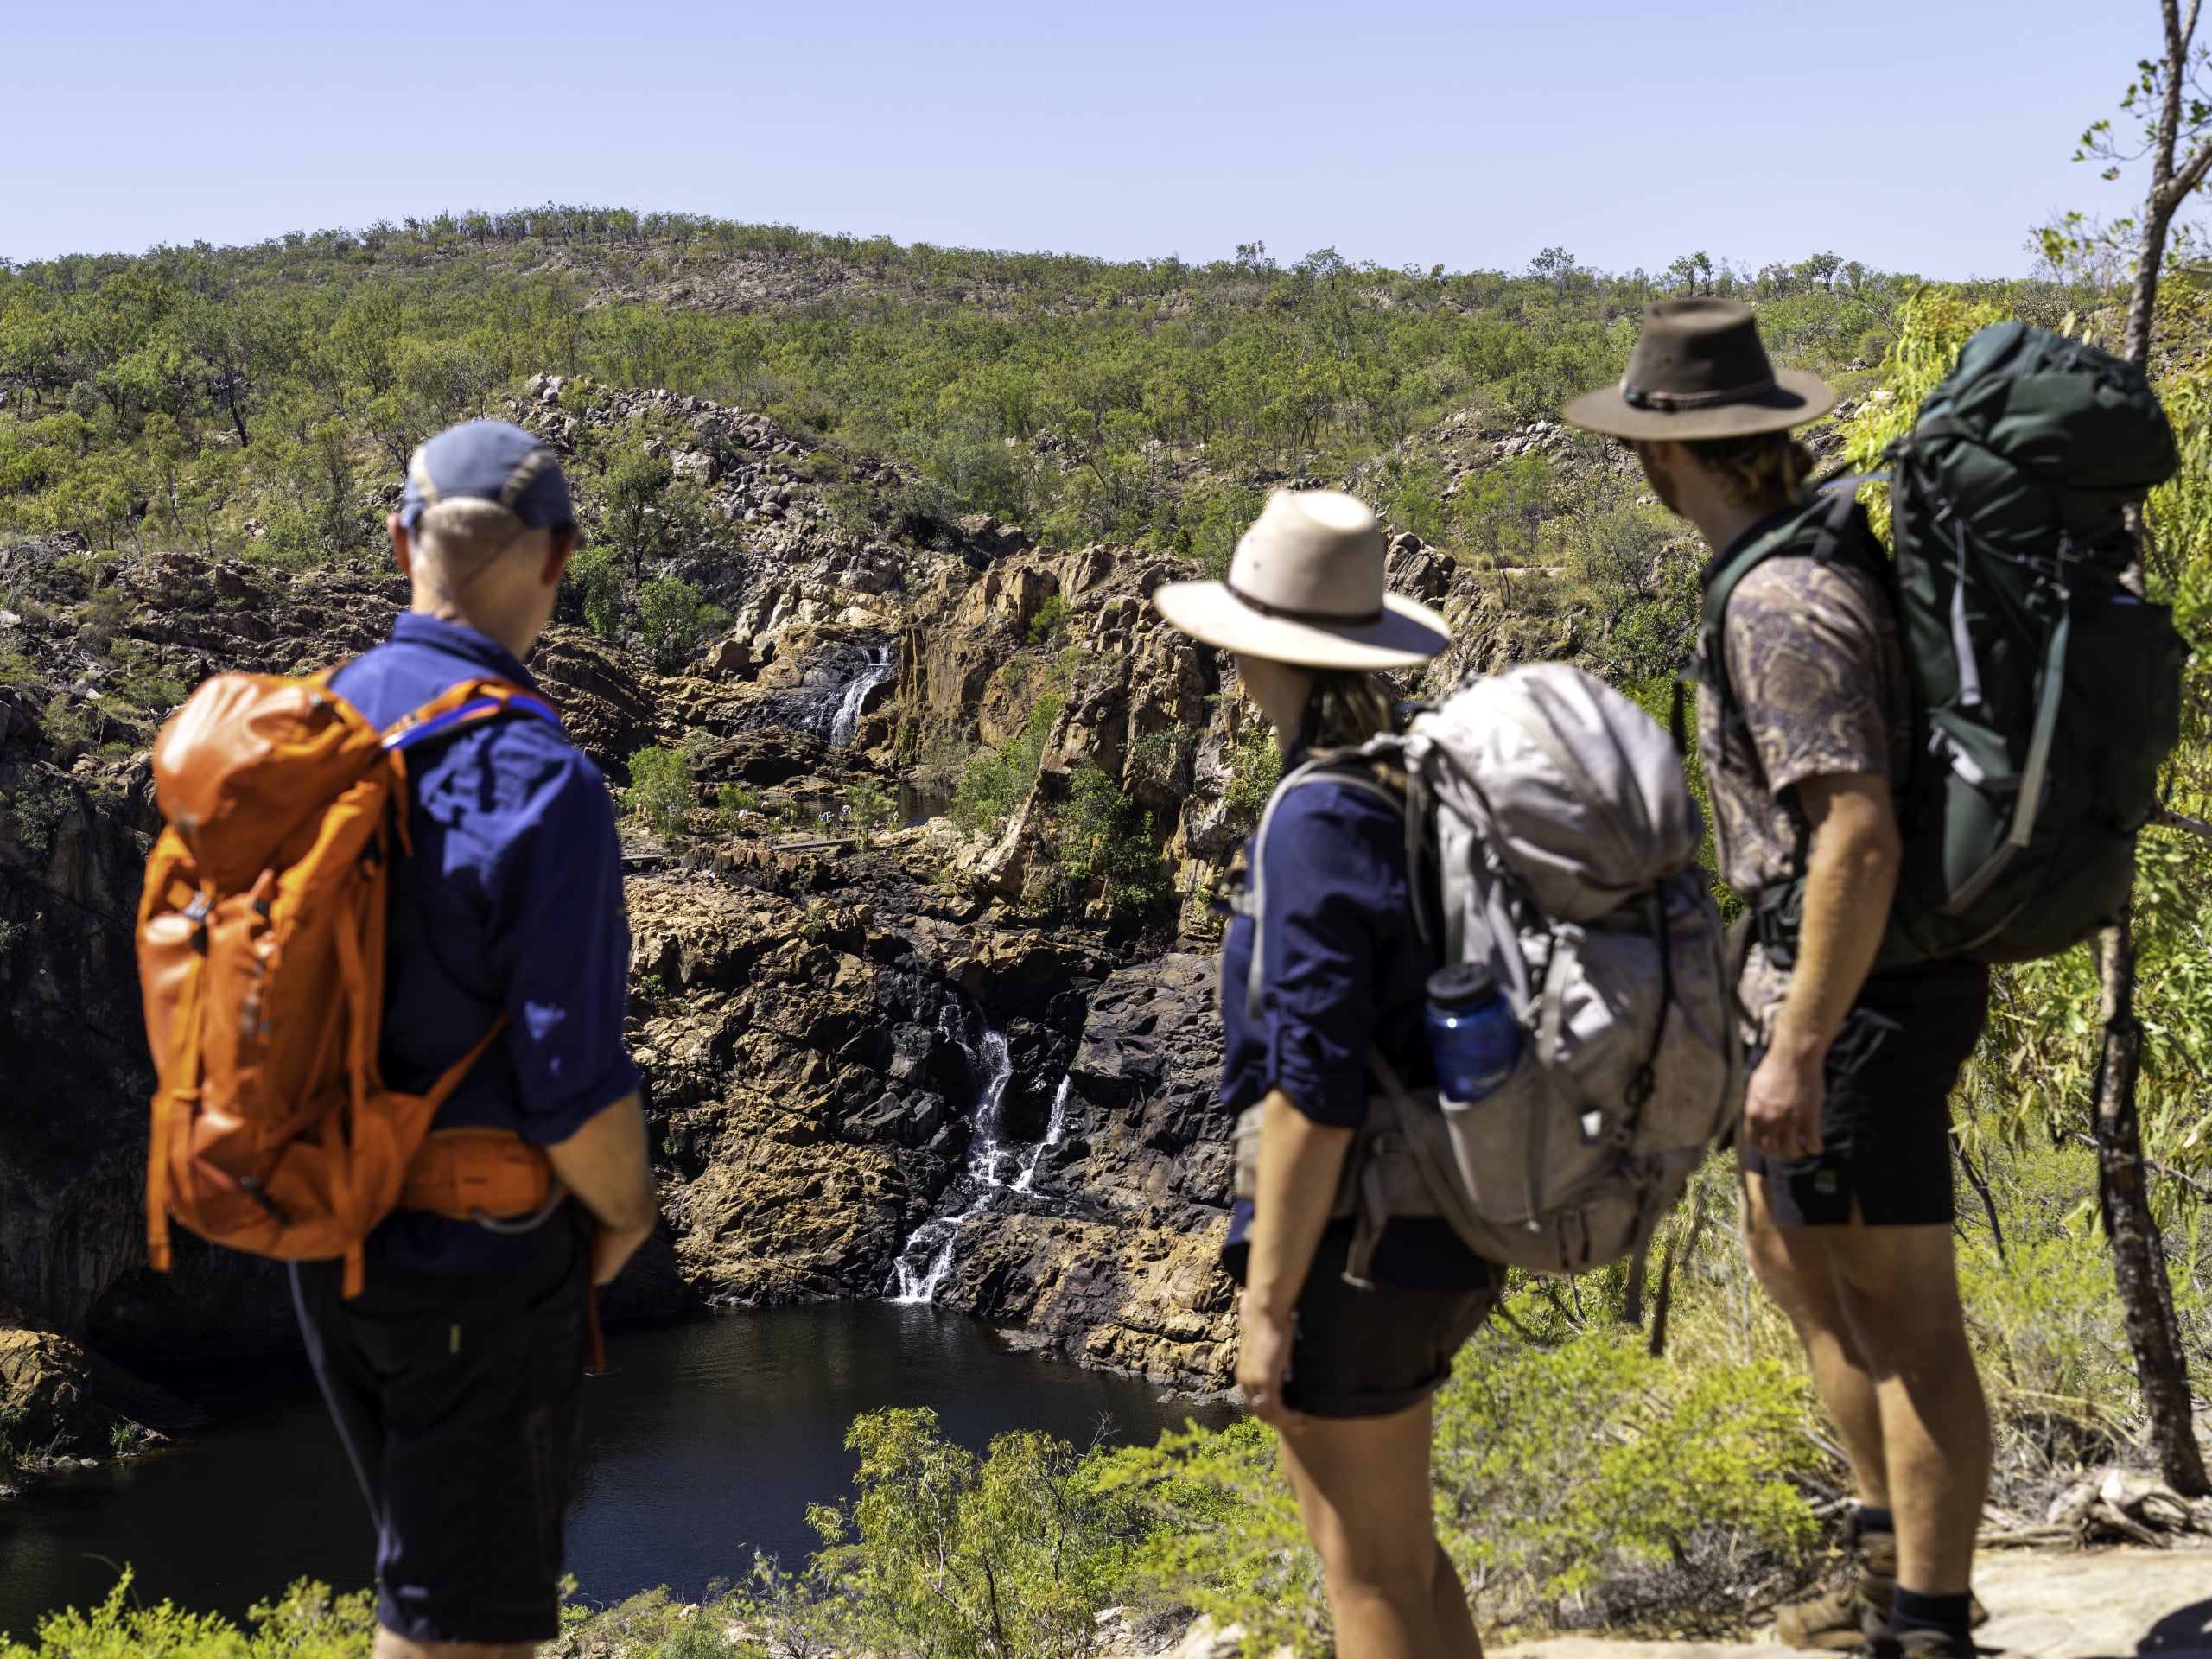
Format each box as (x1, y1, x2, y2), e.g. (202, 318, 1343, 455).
(1155, 492, 1491, 1659)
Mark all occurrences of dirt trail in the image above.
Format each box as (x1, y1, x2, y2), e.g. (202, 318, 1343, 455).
(1499, 1547, 2212, 1659)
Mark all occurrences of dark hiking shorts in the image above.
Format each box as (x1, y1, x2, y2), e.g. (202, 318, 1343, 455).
(1283, 1224, 1497, 1419)
(291, 1206, 593, 1644)
(1744, 960, 1991, 1228)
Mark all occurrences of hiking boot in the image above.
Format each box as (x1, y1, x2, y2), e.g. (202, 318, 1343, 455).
(1775, 1532, 1896, 1650)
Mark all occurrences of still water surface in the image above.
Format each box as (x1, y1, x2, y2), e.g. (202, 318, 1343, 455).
(0, 1303, 1229, 1637)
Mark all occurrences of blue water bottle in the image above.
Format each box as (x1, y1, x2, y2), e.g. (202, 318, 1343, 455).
(1425, 963, 1522, 1104)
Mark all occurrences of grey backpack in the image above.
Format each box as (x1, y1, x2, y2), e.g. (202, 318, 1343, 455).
(1234, 663, 1741, 1284)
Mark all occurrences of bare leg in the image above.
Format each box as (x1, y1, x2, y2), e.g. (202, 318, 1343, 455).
(1278, 1397, 1482, 1659)
(1429, 1540, 1481, 1656)
(1829, 1223, 1990, 1594)
(372, 1633, 534, 1659)
(1744, 1175, 1891, 1507)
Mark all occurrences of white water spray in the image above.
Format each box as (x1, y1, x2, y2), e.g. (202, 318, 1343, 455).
(828, 645, 897, 748)
(1011, 1076, 1072, 1195)
(889, 1008, 1014, 1305)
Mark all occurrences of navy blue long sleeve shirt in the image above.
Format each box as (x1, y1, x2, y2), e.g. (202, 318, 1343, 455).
(1219, 763, 1491, 1292)
(330, 613, 642, 1274)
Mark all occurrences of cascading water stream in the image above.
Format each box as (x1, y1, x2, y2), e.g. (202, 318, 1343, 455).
(828, 645, 897, 747)
(1011, 1076, 1072, 1195)
(888, 1007, 1077, 1305)
(889, 1007, 1014, 1304)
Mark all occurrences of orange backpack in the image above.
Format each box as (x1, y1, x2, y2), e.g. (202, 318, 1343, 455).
(137, 671, 564, 1296)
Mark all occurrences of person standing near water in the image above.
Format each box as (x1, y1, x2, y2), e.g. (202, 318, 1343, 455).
(1564, 302, 1993, 1657)
(1154, 493, 1491, 1659)
(294, 422, 659, 1659)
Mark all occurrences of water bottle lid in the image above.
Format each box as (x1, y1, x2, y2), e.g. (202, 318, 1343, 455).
(1427, 961, 1497, 1008)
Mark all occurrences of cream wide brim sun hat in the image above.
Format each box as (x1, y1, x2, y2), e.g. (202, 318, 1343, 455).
(1153, 490, 1451, 671)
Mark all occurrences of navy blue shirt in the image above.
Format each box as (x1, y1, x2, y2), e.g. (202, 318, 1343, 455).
(1220, 764, 1491, 1292)
(330, 613, 641, 1273)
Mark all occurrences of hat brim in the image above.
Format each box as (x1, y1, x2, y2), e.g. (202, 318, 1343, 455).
(1152, 582, 1451, 671)
(1562, 367, 1837, 441)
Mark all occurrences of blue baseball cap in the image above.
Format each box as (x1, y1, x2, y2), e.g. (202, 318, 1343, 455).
(401, 419, 575, 534)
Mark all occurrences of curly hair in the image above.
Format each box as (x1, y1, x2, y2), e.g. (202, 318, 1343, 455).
(1683, 429, 1816, 508)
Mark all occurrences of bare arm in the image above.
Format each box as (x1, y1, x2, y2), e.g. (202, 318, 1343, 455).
(1744, 772, 1902, 1159)
(543, 1091, 658, 1285)
(1236, 1090, 1353, 1427)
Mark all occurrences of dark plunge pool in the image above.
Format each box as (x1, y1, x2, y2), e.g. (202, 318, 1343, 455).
(0, 1303, 1231, 1637)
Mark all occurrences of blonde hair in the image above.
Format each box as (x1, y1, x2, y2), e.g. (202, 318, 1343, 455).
(1300, 670, 1398, 753)
(413, 498, 529, 588)
(1684, 430, 1815, 508)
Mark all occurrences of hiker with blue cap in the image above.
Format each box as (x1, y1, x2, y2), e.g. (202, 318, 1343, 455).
(292, 420, 658, 1659)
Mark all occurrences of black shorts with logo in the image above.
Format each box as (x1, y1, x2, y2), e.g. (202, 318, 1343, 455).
(290, 1205, 593, 1643)
(1744, 960, 1991, 1227)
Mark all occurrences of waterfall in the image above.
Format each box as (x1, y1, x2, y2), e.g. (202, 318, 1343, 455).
(828, 645, 897, 748)
(889, 1007, 1015, 1305)
(1011, 1076, 1072, 1195)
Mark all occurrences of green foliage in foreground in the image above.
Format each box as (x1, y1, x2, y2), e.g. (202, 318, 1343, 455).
(13, 1325, 1815, 1658)
(0, 1575, 375, 1659)
(1100, 1328, 1815, 1651)
(806, 1408, 1135, 1659)
(541, 1327, 1812, 1659)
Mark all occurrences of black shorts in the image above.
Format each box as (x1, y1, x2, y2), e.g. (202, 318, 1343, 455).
(291, 1207, 593, 1644)
(1283, 1224, 1497, 1419)
(1743, 960, 1990, 1228)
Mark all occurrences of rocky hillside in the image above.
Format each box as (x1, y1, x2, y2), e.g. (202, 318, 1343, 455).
(0, 373, 1618, 1452)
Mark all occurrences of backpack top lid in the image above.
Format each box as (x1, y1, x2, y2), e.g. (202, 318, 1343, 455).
(1916, 320, 2178, 501)
(1410, 663, 1702, 923)
(151, 674, 387, 891)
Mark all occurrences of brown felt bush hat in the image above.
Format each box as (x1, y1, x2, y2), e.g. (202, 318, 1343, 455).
(1153, 490, 1450, 671)
(1565, 298, 1835, 440)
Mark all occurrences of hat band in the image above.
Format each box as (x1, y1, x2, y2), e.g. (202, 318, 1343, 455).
(1620, 372, 1777, 411)
(1225, 581, 1385, 628)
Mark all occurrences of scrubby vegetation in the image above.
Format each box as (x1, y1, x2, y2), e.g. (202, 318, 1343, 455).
(624, 744, 694, 835)
(0, 213, 1956, 572)
(0, 1575, 376, 1659)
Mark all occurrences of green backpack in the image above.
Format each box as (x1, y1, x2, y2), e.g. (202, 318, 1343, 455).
(1700, 321, 2184, 969)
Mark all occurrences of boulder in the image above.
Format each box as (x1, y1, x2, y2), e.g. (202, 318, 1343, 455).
(0, 1328, 201, 1459)
(703, 637, 753, 682)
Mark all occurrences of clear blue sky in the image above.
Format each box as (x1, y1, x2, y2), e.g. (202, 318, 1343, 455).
(3, 0, 2157, 277)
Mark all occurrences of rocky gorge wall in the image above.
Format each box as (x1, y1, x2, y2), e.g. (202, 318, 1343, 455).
(0, 383, 1549, 1451)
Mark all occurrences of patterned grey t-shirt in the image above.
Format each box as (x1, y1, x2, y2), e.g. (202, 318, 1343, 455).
(1699, 540, 1910, 1037)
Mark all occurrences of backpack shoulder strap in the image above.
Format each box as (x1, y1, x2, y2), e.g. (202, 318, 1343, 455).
(1694, 497, 1829, 721)
(1693, 489, 1889, 738)
(1240, 756, 1407, 1021)
(379, 677, 563, 755)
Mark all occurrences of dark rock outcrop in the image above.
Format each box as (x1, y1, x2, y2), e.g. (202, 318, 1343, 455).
(929, 953, 1237, 1389)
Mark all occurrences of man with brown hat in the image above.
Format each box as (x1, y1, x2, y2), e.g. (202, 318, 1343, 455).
(1567, 301, 1992, 1658)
